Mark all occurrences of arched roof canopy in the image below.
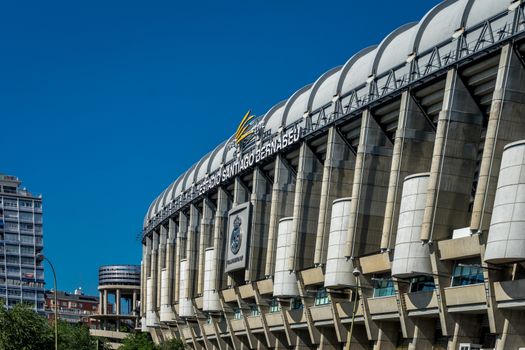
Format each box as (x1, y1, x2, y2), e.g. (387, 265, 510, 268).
(307, 66, 343, 113)
(337, 46, 378, 97)
(412, 0, 470, 54)
(372, 23, 418, 77)
(262, 100, 286, 134)
(282, 84, 313, 128)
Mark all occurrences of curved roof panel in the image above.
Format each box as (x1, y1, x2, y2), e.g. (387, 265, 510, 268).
(282, 84, 313, 127)
(262, 101, 286, 133)
(194, 151, 213, 184)
(181, 163, 198, 193)
(414, 0, 469, 54)
(465, 0, 509, 27)
(374, 23, 418, 76)
(308, 66, 342, 112)
(338, 47, 378, 96)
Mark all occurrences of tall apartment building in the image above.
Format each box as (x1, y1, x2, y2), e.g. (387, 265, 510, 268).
(0, 174, 45, 312)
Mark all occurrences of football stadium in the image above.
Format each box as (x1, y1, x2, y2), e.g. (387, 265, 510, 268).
(140, 1, 525, 348)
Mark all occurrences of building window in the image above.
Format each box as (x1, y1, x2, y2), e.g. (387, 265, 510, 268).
(410, 276, 435, 293)
(451, 258, 484, 287)
(269, 298, 281, 313)
(290, 297, 303, 310)
(314, 288, 330, 306)
(372, 274, 395, 297)
(233, 308, 242, 320)
(249, 304, 260, 316)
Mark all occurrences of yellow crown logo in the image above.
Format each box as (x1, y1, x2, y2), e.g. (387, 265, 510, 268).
(235, 110, 256, 144)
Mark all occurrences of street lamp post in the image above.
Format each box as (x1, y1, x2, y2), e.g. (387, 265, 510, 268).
(36, 253, 58, 350)
(345, 267, 362, 350)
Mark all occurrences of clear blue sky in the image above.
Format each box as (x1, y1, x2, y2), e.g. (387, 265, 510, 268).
(0, 0, 441, 295)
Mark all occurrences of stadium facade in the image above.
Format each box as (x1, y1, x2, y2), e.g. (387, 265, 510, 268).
(140, 1, 525, 349)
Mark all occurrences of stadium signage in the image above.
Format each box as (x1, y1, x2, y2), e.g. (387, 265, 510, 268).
(225, 202, 251, 272)
(193, 125, 301, 197)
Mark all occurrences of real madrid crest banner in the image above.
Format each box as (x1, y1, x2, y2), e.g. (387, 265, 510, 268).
(225, 202, 251, 273)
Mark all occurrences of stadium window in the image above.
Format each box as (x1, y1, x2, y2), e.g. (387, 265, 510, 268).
(372, 274, 395, 297)
(409, 276, 435, 293)
(269, 298, 281, 313)
(450, 258, 484, 287)
(314, 288, 330, 306)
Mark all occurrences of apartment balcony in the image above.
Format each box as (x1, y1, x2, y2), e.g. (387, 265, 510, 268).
(246, 315, 263, 329)
(230, 319, 244, 332)
(443, 284, 486, 313)
(335, 301, 358, 319)
(265, 312, 284, 327)
(202, 323, 215, 336)
(285, 308, 306, 324)
(494, 279, 525, 309)
(368, 295, 398, 320)
(404, 291, 438, 316)
(438, 235, 480, 260)
(310, 304, 332, 322)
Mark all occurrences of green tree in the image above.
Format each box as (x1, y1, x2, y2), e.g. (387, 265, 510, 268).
(0, 303, 53, 350)
(120, 331, 157, 350)
(57, 320, 110, 350)
(158, 337, 185, 350)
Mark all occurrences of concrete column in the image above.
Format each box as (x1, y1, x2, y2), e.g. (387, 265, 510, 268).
(213, 187, 230, 291)
(116, 289, 121, 315)
(421, 68, 483, 336)
(98, 291, 103, 314)
(151, 230, 159, 313)
(495, 309, 525, 349)
(345, 110, 393, 258)
(175, 211, 188, 303)
(103, 289, 108, 315)
(372, 321, 398, 350)
(198, 198, 214, 294)
(380, 91, 435, 250)
(233, 176, 249, 206)
(158, 225, 167, 311)
(186, 204, 200, 300)
(246, 167, 272, 281)
(314, 127, 355, 265)
(447, 314, 482, 349)
(144, 236, 152, 316)
(161, 218, 176, 322)
(420, 68, 483, 243)
(288, 142, 323, 271)
(471, 44, 525, 232)
(407, 318, 435, 350)
(132, 290, 137, 316)
(265, 155, 296, 277)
